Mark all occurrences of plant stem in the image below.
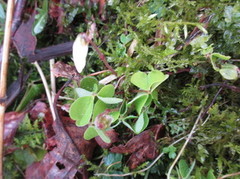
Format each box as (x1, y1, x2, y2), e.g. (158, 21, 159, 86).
(50, 59, 56, 102)
(167, 109, 204, 179)
(0, 0, 15, 177)
(34, 61, 56, 121)
(218, 172, 240, 179)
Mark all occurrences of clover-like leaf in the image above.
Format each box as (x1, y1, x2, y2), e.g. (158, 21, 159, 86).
(84, 126, 99, 140)
(95, 128, 111, 143)
(98, 84, 115, 97)
(97, 96, 123, 104)
(75, 88, 93, 97)
(80, 76, 99, 92)
(130, 71, 149, 90)
(69, 96, 94, 126)
(219, 64, 238, 80)
(134, 112, 149, 134)
(92, 100, 107, 120)
(149, 70, 169, 91)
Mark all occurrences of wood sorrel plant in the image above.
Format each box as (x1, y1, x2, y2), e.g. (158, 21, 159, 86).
(69, 76, 122, 143)
(69, 70, 169, 143)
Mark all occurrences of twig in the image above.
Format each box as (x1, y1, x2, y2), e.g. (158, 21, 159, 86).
(50, 59, 56, 102)
(200, 83, 240, 93)
(167, 87, 222, 178)
(0, 0, 15, 177)
(218, 171, 240, 179)
(87, 38, 117, 76)
(166, 109, 204, 179)
(95, 136, 186, 177)
(33, 61, 56, 121)
(88, 69, 110, 76)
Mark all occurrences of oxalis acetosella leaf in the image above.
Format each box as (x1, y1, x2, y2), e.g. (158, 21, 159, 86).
(130, 70, 169, 91)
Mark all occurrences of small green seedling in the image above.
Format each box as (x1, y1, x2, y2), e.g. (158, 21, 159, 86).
(122, 70, 169, 134)
(69, 76, 122, 143)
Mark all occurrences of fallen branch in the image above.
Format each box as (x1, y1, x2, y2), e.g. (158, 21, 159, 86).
(28, 42, 73, 62)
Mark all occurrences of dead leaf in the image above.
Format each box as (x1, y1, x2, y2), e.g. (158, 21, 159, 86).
(49, 0, 65, 33)
(95, 129, 118, 149)
(52, 61, 82, 80)
(13, 10, 37, 58)
(26, 108, 97, 178)
(110, 124, 164, 169)
(4, 112, 26, 147)
(29, 101, 48, 120)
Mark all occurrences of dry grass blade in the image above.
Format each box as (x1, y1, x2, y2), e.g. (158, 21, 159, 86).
(0, 0, 15, 177)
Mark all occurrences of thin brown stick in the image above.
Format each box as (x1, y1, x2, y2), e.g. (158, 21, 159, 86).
(200, 83, 240, 93)
(218, 172, 240, 179)
(0, 0, 15, 177)
(87, 38, 117, 76)
(88, 69, 110, 76)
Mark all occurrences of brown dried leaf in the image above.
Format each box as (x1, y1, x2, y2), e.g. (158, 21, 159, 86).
(110, 124, 164, 169)
(13, 10, 37, 58)
(4, 112, 26, 147)
(52, 61, 82, 80)
(26, 109, 97, 178)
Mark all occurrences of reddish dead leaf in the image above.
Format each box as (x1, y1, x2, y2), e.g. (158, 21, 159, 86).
(29, 101, 48, 120)
(13, 10, 37, 58)
(4, 112, 26, 147)
(26, 108, 97, 178)
(49, 0, 65, 33)
(52, 61, 82, 80)
(95, 129, 119, 149)
(110, 124, 165, 169)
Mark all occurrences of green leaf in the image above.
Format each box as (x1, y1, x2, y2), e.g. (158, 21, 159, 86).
(84, 126, 99, 140)
(122, 116, 138, 132)
(75, 88, 93, 97)
(119, 101, 127, 115)
(122, 121, 135, 132)
(134, 112, 149, 134)
(33, 0, 48, 35)
(69, 96, 94, 126)
(207, 169, 216, 179)
(80, 76, 99, 92)
(163, 146, 177, 159)
(128, 92, 148, 106)
(109, 111, 120, 122)
(212, 53, 231, 60)
(16, 84, 44, 112)
(0, 3, 5, 20)
(178, 160, 189, 178)
(130, 71, 149, 90)
(184, 160, 195, 179)
(149, 70, 169, 91)
(92, 100, 107, 120)
(97, 96, 123, 104)
(103, 153, 123, 169)
(219, 64, 238, 80)
(120, 34, 133, 44)
(131, 70, 169, 91)
(134, 94, 149, 114)
(97, 84, 115, 97)
(95, 128, 111, 143)
(196, 24, 208, 34)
